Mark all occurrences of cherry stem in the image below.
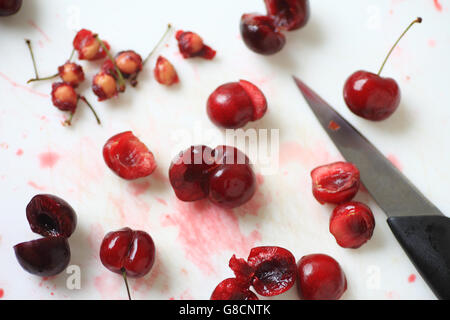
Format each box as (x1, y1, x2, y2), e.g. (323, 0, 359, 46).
(64, 112, 74, 126)
(142, 23, 172, 65)
(377, 17, 422, 75)
(79, 96, 101, 125)
(122, 269, 132, 300)
(95, 35, 126, 92)
(25, 39, 40, 80)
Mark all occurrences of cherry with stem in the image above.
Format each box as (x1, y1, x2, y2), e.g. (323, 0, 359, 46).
(63, 95, 101, 126)
(95, 35, 126, 92)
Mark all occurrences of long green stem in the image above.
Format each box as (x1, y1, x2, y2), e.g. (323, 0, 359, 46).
(95, 35, 126, 92)
(378, 17, 422, 75)
(79, 96, 101, 125)
(25, 39, 39, 79)
(142, 23, 172, 65)
(122, 269, 132, 300)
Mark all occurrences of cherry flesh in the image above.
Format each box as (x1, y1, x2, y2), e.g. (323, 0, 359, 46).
(103, 131, 157, 180)
(115, 50, 143, 78)
(175, 30, 216, 60)
(264, 0, 310, 31)
(58, 62, 85, 88)
(330, 201, 375, 249)
(311, 161, 360, 205)
(207, 80, 267, 129)
(297, 254, 347, 300)
(26, 194, 77, 238)
(92, 71, 118, 101)
(210, 278, 258, 300)
(154, 55, 179, 86)
(14, 236, 70, 277)
(0, 0, 21, 16)
(73, 29, 110, 61)
(169, 145, 256, 209)
(240, 14, 286, 55)
(51, 82, 78, 113)
(343, 17, 421, 121)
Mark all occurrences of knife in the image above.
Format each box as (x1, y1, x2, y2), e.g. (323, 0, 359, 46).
(293, 76, 450, 300)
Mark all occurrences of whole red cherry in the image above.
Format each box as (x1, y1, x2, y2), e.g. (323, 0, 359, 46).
(58, 62, 85, 87)
(343, 17, 421, 121)
(0, 0, 21, 16)
(100, 227, 155, 299)
(154, 55, 179, 86)
(73, 29, 110, 61)
(176, 30, 216, 60)
(207, 80, 267, 129)
(240, 13, 286, 55)
(311, 161, 360, 205)
(26, 194, 77, 238)
(264, 0, 310, 31)
(14, 237, 71, 277)
(103, 131, 157, 180)
(211, 278, 258, 300)
(297, 253, 347, 300)
(330, 201, 375, 249)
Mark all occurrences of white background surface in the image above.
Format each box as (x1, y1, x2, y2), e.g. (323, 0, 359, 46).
(0, 0, 449, 300)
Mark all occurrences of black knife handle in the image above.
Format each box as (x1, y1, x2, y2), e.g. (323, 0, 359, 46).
(387, 215, 450, 300)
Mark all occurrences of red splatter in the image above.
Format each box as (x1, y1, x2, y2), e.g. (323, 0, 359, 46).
(405, 75, 411, 81)
(88, 223, 104, 260)
(128, 181, 151, 196)
(428, 39, 436, 47)
(408, 274, 416, 283)
(39, 151, 60, 169)
(27, 20, 51, 42)
(0, 289, 4, 298)
(28, 181, 46, 191)
(0, 72, 49, 98)
(328, 120, 340, 131)
(132, 260, 168, 294)
(433, 0, 443, 11)
(161, 199, 261, 275)
(16, 149, 23, 156)
(387, 154, 403, 171)
(255, 173, 264, 185)
(109, 194, 151, 228)
(155, 197, 168, 206)
(94, 272, 122, 299)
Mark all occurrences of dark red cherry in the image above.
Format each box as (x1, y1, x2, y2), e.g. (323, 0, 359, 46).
(311, 161, 360, 205)
(100, 227, 156, 278)
(330, 201, 375, 249)
(208, 146, 256, 209)
(0, 0, 21, 16)
(343, 17, 421, 121)
(168, 145, 217, 201)
(343, 71, 400, 121)
(73, 29, 110, 61)
(58, 62, 85, 88)
(240, 13, 286, 55)
(14, 237, 70, 277)
(92, 71, 118, 101)
(154, 55, 179, 86)
(115, 50, 143, 77)
(26, 194, 77, 238)
(210, 278, 258, 300)
(297, 254, 347, 300)
(207, 80, 267, 129)
(175, 30, 216, 60)
(247, 246, 297, 296)
(103, 131, 157, 180)
(264, 0, 310, 31)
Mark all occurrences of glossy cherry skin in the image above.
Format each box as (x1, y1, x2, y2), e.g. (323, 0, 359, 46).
(154, 55, 179, 86)
(0, 0, 21, 16)
(208, 146, 256, 209)
(73, 29, 110, 61)
(176, 30, 216, 60)
(240, 14, 286, 55)
(58, 62, 85, 88)
(330, 201, 375, 249)
(100, 227, 155, 278)
(264, 0, 310, 31)
(14, 236, 70, 277)
(26, 194, 77, 238)
(169, 145, 217, 202)
(51, 82, 78, 113)
(297, 254, 347, 300)
(103, 131, 157, 180)
(207, 80, 267, 129)
(343, 70, 401, 121)
(311, 161, 360, 205)
(211, 278, 258, 300)
(115, 50, 143, 77)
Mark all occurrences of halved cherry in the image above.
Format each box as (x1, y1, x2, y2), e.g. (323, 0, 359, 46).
(175, 30, 216, 60)
(210, 278, 258, 300)
(154, 55, 179, 86)
(58, 62, 85, 87)
(103, 131, 157, 180)
(311, 162, 360, 204)
(264, 0, 310, 31)
(73, 29, 110, 61)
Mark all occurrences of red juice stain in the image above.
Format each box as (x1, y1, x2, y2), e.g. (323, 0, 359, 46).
(155, 197, 168, 206)
(408, 274, 416, 283)
(433, 0, 443, 11)
(16, 149, 23, 156)
(0, 72, 49, 98)
(27, 20, 51, 42)
(38, 151, 60, 169)
(28, 181, 46, 191)
(428, 39, 436, 48)
(328, 120, 340, 131)
(0, 288, 4, 298)
(128, 181, 151, 196)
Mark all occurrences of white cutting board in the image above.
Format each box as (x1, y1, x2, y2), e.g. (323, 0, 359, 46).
(0, 0, 449, 300)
